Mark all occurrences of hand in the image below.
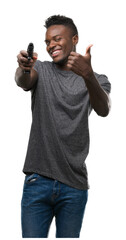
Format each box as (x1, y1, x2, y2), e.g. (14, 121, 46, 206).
(17, 50, 38, 72)
(67, 44, 93, 78)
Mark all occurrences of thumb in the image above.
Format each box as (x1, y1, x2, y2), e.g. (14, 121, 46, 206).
(85, 44, 93, 55)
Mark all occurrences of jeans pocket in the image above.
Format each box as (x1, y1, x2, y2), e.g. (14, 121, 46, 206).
(25, 173, 40, 184)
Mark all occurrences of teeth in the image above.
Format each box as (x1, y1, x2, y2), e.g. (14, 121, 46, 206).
(52, 50, 60, 55)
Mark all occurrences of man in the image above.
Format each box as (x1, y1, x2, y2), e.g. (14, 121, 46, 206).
(15, 15, 111, 238)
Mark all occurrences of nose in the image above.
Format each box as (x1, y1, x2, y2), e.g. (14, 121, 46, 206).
(48, 40, 56, 51)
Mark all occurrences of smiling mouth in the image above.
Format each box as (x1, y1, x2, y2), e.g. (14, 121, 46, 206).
(51, 50, 62, 58)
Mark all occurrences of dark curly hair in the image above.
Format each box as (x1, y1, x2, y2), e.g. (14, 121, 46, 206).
(44, 15, 78, 36)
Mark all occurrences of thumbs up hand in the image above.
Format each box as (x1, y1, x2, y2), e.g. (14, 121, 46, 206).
(67, 44, 93, 79)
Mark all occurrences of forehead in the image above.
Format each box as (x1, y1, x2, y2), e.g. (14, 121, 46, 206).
(45, 25, 71, 39)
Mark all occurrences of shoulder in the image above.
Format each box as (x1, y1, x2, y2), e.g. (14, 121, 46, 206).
(94, 72, 108, 80)
(94, 72, 110, 85)
(34, 60, 53, 68)
(94, 72, 111, 93)
(33, 60, 53, 72)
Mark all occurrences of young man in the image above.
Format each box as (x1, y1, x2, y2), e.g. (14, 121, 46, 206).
(15, 15, 111, 238)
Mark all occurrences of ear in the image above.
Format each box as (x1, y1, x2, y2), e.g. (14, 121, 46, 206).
(72, 34, 78, 46)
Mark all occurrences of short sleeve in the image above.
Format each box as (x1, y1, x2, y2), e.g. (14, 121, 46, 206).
(94, 72, 111, 94)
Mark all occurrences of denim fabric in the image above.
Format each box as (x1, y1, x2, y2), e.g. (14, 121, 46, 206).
(21, 173, 88, 238)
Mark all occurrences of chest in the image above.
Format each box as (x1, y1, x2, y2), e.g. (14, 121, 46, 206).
(42, 70, 88, 107)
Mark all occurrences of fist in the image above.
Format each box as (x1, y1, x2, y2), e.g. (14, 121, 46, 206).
(17, 50, 38, 72)
(67, 44, 93, 78)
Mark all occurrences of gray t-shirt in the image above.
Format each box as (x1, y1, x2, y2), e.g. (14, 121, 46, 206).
(23, 60, 111, 190)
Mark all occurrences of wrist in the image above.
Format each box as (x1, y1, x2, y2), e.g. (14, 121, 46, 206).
(82, 67, 94, 81)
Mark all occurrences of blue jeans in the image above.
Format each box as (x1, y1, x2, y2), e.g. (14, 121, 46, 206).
(21, 173, 88, 238)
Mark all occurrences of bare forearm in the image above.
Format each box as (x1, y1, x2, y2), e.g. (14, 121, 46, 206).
(84, 72, 110, 117)
(15, 67, 30, 89)
(15, 50, 38, 90)
(15, 67, 37, 90)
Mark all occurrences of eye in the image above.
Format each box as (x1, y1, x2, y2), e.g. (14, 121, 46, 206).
(55, 37, 62, 42)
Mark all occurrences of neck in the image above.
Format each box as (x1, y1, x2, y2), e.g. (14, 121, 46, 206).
(55, 64, 70, 71)
(54, 51, 76, 71)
